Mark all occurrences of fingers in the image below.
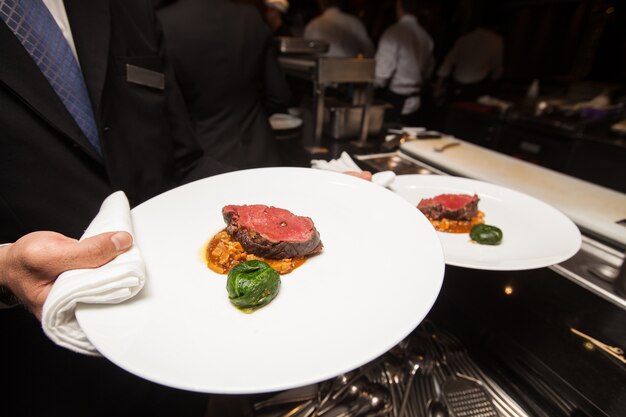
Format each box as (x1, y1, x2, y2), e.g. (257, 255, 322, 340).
(12, 230, 133, 277)
(343, 171, 373, 181)
(0, 232, 132, 319)
(0, 231, 133, 319)
(62, 231, 133, 271)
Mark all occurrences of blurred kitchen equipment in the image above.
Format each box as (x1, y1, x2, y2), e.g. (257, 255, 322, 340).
(277, 53, 376, 152)
(339, 383, 391, 417)
(355, 151, 445, 175)
(570, 328, 626, 365)
(269, 113, 303, 130)
(323, 99, 390, 139)
(254, 384, 318, 411)
(434, 142, 461, 152)
(611, 118, 626, 133)
(273, 37, 329, 55)
(397, 353, 428, 417)
(428, 391, 449, 417)
(380, 132, 412, 152)
(269, 112, 303, 141)
(614, 253, 626, 298)
(525, 79, 539, 101)
(442, 374, 500, 417)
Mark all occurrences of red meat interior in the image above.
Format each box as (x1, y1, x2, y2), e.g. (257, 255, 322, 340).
(419, 194, 475, 210)
(225, 205, 314, 243)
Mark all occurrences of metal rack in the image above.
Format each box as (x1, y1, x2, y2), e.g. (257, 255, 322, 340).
(278, 55, 376, 152)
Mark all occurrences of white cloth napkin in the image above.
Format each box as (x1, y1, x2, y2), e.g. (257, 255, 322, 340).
(41, 191, 146, 356)
(311, 151, 396, 187)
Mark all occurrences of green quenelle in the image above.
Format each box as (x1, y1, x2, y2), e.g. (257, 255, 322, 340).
(226, 260, 281, 311)
(470, 224, 503, 245)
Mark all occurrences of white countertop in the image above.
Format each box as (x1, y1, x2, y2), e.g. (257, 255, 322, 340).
(399, 138, 626, 247)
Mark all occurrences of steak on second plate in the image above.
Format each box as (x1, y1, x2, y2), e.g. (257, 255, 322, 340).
(222, 205, 323, 259)
(417, 194, 479, 221)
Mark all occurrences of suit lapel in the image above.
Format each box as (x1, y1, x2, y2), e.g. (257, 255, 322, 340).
(0, 22, 101, 161)
(0, 11, 104, 162)
(64, 0, 111, 120)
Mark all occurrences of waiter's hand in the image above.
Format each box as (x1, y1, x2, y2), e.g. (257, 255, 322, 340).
(0, 231, 132, 320)
(343, 171, 373, 181)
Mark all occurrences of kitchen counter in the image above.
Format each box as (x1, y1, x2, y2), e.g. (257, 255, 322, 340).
(443, 104, 626, 193)
(505, 111, 626, 148)
(399, 138, 626, 248)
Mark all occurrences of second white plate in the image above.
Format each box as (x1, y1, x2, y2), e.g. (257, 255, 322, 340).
(390, 175, 581, 270)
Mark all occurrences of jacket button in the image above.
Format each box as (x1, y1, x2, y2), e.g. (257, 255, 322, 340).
(103, 126, 111, 132)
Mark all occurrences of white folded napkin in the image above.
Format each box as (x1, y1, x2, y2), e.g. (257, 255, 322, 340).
(41, 191, 146, 356)
(311, 151, 396, 187)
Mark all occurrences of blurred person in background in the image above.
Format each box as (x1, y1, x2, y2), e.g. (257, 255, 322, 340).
(156, 0, 291, 169)
(434, 12, 504, 102)
(264, 0, 292, 37)
(374, 0, 435, 124)
(304, 0, 374, 58)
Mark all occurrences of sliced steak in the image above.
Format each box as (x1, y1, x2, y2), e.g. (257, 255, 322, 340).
(222, 205, 323, 259)
(417, 194, 479, 221)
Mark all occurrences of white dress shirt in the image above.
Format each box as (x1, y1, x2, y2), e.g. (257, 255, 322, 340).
(374, 14, 435, 114)
(42, 0, 79, 61)
(437, 28, 503, 84)
(304, 7, 374, 58)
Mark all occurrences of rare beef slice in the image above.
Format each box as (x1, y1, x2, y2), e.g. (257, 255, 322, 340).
(222, 205, 323, 259)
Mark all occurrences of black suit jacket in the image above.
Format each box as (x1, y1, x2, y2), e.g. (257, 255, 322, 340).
(0, 1, 224, 415)
(0, 0, 227, 243)
(157, 0, 291, 169)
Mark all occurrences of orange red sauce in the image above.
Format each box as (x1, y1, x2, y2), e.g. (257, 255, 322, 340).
(205, 229, 305, 275)
(426, 210, 485, 233)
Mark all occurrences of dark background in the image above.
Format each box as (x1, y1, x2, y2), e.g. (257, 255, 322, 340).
(232, 0, 626, 193)
(239, 0, 625, 86)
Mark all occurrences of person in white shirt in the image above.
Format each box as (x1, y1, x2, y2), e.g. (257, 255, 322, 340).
(374, 0, 435, 123)
(304, 0, 375, 58)
(435, 20, 504, 101)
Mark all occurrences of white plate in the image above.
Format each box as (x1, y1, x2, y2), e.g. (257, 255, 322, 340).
(269, 113, 303, 130)
(390, 175, 581, 270)
(76, 168, 445, 394)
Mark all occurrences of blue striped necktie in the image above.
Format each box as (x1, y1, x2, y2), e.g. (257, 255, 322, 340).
(0, 0, 102, 155)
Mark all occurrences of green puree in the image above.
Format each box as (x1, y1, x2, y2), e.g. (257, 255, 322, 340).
(226, 260, 281, 312)
(470, 224, 503, 245)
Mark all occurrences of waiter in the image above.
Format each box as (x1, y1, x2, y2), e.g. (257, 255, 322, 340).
(0, 0, 228, 415)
